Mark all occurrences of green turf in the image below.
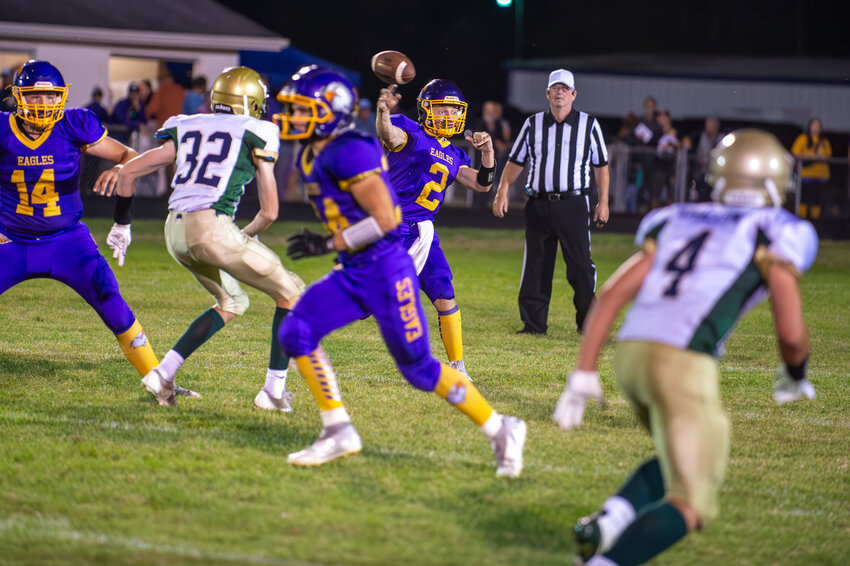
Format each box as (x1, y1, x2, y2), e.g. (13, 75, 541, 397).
(1, 218, 848, 565)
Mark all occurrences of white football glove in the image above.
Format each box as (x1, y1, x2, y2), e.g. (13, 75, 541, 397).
(553, 370, 604, 430)
(106, 223, 132, 267)
(773, 365, 816, 405)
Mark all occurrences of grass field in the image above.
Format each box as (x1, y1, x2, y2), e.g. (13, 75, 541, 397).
(1, 217, 848, 566)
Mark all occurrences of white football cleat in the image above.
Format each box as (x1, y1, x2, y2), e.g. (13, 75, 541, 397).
(288, 423, 362, 467)
(142, 369, 176, 407)
(490, 415, 526, 478)
(449, 359, 472, 381)
(253, 389, 293, 412)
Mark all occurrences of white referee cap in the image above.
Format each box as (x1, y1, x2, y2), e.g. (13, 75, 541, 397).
(548, 69, 575, 89)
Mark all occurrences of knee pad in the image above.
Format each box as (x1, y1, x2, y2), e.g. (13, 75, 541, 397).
(218, 292, 249, 316)
(396, 354, 442, 391)
(278, 312, 319, 358)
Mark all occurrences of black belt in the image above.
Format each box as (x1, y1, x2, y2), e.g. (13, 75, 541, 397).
(534, 189, 586, 201)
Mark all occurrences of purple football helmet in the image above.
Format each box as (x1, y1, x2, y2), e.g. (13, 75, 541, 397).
(12, 59, 70, 128)
(416, 79, 468, 138)
(275, 65, 357, 140)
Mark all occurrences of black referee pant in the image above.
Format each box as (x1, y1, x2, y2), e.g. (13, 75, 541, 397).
(518, 194, 597, 334)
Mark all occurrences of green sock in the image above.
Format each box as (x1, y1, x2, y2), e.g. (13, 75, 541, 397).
(604, 501, 688, 566)
(617, 457, 665, 511)
(269, 307, 291, 371)
(174, 308, 225, 359)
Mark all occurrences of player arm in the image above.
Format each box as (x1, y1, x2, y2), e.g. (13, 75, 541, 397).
(89, 137, 140, 196)
(456, 131, 496, 192)
(242, 158, 279, 237)
(114, 141, 177, 198)
(766, 262, 809, 367)
(328, 174, 400, 252)
(576, 250, 654, 371)
(375, 87, 405, 150)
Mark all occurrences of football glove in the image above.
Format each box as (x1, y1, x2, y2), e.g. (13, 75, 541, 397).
(106, 223, 132, 267)
(773, 365, 816, 405)
(286, 228, 333, 260)
(553, 370, 604, 430)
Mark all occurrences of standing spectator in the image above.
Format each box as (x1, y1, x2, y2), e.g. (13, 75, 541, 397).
(791, 117, 832, 219)
(353, 97, 377, 136)
(471, 100, 512, 209)
(492, 69, 609, 336)
(684, 116, 724, 201)
(650, 110, 680, 208)
(138, 79, 153, 106)
(182, 75, 209, 115)
(84, 86, 109, 124)
(553, 129, 818, 566)
(630, 96, 661, 210)
(146, 70, 186, 129)
(612, 112, 642, 213)
(109, 83, 147, 145)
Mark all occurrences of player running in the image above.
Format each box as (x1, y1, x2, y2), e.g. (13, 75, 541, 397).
(108, 66, 305, 408)
(274, 65, 525, 476)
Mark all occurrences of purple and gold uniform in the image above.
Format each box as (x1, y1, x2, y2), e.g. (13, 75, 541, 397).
(279, 129, 442, 391)
(0, 109, 140, 351)
(386, 113, 471, 302)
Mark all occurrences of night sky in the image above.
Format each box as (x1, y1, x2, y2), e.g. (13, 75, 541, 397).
(217, 0, 849, 108)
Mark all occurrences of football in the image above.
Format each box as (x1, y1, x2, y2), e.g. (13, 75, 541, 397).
(370, 50, 416, 85)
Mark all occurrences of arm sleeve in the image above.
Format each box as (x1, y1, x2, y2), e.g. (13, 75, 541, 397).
(590, 118, 609, 166)
(768, 216, 819, 275)
(66, 108, 107, 147)
(247, 120, 281, 163)
(334, 137, 385, 191)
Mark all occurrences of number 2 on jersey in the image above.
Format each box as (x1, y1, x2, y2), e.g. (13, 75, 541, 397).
(415, 162, 450, 211)
(174, 130, 233, 187)
(663, 230, 711, 297)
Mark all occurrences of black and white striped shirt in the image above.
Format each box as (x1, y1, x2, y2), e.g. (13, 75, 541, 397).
(508, 109, 608, 194)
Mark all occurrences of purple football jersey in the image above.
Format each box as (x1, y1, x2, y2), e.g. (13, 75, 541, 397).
(0, 109, 106, 236)
(297, 130, 401, 259)
(385, 114, 471, 222)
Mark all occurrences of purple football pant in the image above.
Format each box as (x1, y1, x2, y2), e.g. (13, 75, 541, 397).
(279, 245, 442, 391)
(400, 222, 455, 303)
(0, 221, 136, 335)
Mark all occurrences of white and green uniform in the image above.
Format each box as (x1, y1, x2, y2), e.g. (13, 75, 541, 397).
(156, 113, 280, 215)
(619, 202, 818, 356)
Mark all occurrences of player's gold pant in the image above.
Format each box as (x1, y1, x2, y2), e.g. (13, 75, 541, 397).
(615, 340, 730, 525)
(164, 210, 304, 315)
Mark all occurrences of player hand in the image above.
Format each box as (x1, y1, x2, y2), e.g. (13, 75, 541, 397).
(773, 365, 816, 405)
(553, 370, 604, 430)
(286, 228, 334, 260)
(93, 165, 123, 196)
(106, 223, 132, 267)
(464, 130, 493, 153)
(593, 202, 609, 228)
(377, 87, 401, 113)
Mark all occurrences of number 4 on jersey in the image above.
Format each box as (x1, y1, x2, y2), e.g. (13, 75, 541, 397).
(663, 230, 711, 297)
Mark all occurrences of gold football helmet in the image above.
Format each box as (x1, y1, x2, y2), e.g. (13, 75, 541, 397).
(210, 66, 268, 119)
(707, 129, 793, 207)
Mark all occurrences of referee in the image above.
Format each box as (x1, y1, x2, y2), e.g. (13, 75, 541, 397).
(493, 69, 609, 335)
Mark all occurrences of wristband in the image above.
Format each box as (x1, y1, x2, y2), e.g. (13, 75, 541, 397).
(786, 354, 808, 382)
(113, 195, 134, 225)
(476, 164, 495, 186)
(341, 216, 385, 251)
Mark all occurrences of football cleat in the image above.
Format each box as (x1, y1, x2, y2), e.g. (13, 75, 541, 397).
(141, 369, 176, 407)
(449, 360, 472, 381)
(573, 512, 605, 563)
(490, 415, 526, 478)
(253, 389, 293, 412)
(174, 384, 202, 399)
(288, 423, 362, 467)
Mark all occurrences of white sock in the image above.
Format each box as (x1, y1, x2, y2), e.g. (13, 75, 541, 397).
(586, 556, 618, 566)
(157, 350, 185, 383)
(597, 495, 637, 553)
(264, 369, 288, 398)
(479, 411, 502, 439)
(320, 406, 351, 428)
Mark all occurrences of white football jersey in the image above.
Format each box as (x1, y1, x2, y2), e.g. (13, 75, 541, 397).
(156, 113, 280, 216)
(618, 203, 818, 356)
